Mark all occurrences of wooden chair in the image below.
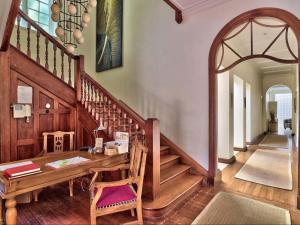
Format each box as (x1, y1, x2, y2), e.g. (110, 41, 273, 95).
(33, 131, 75, 201)
(89, 141, 148, 225)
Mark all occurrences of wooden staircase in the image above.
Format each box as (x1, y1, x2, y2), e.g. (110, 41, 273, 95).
(143, 144, 205, 218)
(4, 8, 209, 219)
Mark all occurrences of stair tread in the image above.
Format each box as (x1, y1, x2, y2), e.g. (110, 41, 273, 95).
(160, 164, 191, 184)
(143, 174, 204, 210)
(160, 154, 180, 165)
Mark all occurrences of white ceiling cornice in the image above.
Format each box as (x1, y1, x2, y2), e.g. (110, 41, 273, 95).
(170, 0, 230, 16)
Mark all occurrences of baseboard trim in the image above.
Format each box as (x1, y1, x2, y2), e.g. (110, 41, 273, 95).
(234, 147, 247, 152)
(218, 155, 236, 164)
(246, 132, 266, 145)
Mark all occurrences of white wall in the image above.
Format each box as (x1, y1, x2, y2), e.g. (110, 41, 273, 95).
(233, 75, 245, 148)
(217, 71, 233, 160)
(246, 82, 251, 142)
(230, 62, 263, 142)
(0, 0, 12, 48)
(77, 0, 300, 169)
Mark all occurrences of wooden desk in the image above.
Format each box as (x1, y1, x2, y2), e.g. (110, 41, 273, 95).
(0, 151, 128, 225)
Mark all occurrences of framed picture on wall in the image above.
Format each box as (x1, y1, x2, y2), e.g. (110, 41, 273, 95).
(96, 0, 123, 72)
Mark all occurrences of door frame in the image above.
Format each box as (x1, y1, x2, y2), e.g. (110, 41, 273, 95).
(208, 7, 300, 206)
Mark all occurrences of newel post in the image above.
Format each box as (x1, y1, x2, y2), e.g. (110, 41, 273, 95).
(75, 55, 84, 102)
(144, 118, 160, 200)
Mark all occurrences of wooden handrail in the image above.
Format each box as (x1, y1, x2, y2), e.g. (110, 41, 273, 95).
(81, 72, 146, 127)
(0, 0, 20, 51)
(79, 71, 160, 200)
(17, 10, 79, 60)
(163, 0, 183, 24)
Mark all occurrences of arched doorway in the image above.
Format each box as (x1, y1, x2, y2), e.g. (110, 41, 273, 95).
(265, 85, 293, 135)
(208, 7, 300, 206)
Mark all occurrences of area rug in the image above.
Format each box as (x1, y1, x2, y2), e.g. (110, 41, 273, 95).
(259, 134, 289, 149)
(192, 192, 291, 225)
(235, 149, 292, 190)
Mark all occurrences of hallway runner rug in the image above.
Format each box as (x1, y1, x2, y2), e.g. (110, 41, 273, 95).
(234, 149, 292, 190)
(259, 134, 289, 149)
(192, 192, 291, 225)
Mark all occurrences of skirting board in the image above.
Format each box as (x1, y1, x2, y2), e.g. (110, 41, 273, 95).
(218, 155, 236, 164)
(234, 147, 247, 152)
(246, 133, 266, 145)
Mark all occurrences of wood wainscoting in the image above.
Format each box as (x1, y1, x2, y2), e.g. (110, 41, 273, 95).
(0, 46, 76, 162)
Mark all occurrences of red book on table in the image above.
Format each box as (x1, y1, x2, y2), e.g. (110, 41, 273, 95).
(4, 163, 41, 178)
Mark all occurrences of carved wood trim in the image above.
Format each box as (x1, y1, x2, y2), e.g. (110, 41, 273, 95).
(0, 0, 20, 51)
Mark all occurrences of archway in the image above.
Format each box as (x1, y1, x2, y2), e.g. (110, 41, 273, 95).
(208, 7, 300, 206)
(265, 85, 293, 135)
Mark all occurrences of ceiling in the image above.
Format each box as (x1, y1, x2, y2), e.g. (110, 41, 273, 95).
(170, 0, 229, 15)
(218, 17, 298, 75)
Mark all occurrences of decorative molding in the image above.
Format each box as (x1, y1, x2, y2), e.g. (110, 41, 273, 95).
(218, 155, 236, 164)
(234, 147, 248, 152)
(163, 0, 230, 23)
(163, 0, 183, 24)
(180, 0, 230, 16)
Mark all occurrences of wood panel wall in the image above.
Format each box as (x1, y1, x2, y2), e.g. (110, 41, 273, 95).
(0, 46, 76, 162)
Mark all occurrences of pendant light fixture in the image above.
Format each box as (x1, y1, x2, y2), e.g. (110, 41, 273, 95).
(51, 0, 97, 53)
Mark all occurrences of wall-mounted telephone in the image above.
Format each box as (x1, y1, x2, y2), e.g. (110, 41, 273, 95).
(12, 104, 32, 123)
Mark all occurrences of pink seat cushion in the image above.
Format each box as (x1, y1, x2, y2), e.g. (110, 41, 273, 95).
(96, 185, 136, 209)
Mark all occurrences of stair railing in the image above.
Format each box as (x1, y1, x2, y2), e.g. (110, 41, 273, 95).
(10, 9, 160, 200)
(79, 72, 161, 200)
(11, 10, 80, 88)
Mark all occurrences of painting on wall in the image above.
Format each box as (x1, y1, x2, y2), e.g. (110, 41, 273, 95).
(96, 0, 123, 72)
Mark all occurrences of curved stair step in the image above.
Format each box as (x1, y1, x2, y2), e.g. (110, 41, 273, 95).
(143, 174, 204, 217)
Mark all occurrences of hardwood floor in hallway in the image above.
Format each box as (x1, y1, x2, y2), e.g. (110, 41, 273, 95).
(15, 137, 300, 224)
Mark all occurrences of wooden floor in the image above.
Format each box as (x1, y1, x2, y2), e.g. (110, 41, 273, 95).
(16, 137, 300, 224)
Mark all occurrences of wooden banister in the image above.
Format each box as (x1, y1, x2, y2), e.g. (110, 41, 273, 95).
(17, 10, 78, 60)
(163, 0, 183, 24)
(11, 9, 82, 89)
(0, 0, 20, 51)
(79, 72, 160, 199)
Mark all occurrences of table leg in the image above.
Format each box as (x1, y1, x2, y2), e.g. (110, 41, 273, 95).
(5, 198, 17, 225)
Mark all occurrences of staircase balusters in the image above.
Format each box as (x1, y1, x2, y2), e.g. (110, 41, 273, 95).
(95, 89, 99, 121)
(36, 30, 40, 64)
(12, 10, 79, 89)
(45, 38, 49, 70)
(16, 15, 21, 50)
(68, 55, 72, 85)
(91, 84, 95, 118)
(53, 44, 57, 76)
(61, 50, 64, 81)
(27, 23, 31, 57)
(79, 73, 153, 146)
(85, 79, 88, 109)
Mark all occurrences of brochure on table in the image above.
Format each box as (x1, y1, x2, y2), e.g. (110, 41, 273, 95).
(46, 156, 90, 169)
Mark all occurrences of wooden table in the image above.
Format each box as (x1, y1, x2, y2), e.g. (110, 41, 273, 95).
(0, 151, 128, 225)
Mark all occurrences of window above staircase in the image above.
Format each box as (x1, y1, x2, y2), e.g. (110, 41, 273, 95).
(19, 0, 56, 35)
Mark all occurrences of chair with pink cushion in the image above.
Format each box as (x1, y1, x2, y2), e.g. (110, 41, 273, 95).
(89, 141, 148, 225)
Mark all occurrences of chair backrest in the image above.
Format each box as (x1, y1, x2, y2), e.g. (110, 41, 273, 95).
(128, 140, 148, 198)
(42, 131, 75, 153)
